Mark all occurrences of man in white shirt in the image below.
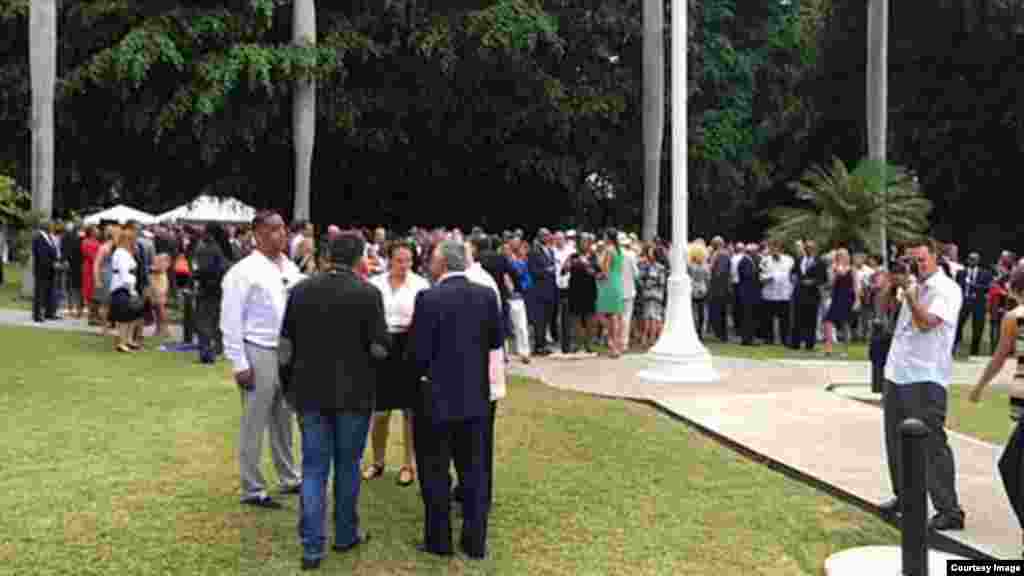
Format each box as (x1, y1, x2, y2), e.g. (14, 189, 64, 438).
(730, 243, 745, 339)
(758, 240, 794, 346)
(618, 233, 639, 351)
(880, 238, 965, 531)
(220, 211, 303, 508)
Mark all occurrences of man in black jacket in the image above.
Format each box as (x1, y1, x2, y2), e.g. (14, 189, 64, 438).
(708, 237, 733, 342)
(527, 229, 557, 355)
(31, 221, 58, 322)
(412, 240, 502, 560)
(954, 252, 992, 357)
(279, 232, 390, 571)
(792, 240, 828, 350)
(194, 224, 231, 364)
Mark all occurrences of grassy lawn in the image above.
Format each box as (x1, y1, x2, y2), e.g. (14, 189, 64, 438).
(0, 264, 29, 310)
(0, 325, 899, 575)
(947, 385, 1016, 445)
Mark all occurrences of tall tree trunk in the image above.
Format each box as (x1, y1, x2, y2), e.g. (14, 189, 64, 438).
(30, 0, 56, 219)
(292, 0, 316, 222)
(641, 0, 664, 241)
(25, 0, 57, 298)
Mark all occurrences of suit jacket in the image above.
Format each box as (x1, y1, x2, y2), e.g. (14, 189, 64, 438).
(709, 251, 733, 299)
(32, 231, 57, 276)
(62, 229, 82, 275)
(280, 268, 390, 414)
(955, 266, 993, 303)
(412, 275, 502, 422)
(527, 244, 557, 302)
(737, 255, 760, 302)
(794, 254, 827, 298)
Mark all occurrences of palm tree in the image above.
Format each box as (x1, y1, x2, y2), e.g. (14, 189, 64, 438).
(293, 0, 316, 222)
(766, 156, 932, 253)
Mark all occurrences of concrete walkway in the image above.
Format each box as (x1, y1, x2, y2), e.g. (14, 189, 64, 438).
(0, 308, 184, 340)
(509, 352, 1020, 560)
(1, 307, 1018, 558)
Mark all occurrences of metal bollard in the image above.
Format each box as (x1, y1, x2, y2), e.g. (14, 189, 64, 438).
(900, 418, 930, 576)
(182, 288, 194, 344)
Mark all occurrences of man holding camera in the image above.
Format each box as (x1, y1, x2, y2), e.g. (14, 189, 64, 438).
(879, 238, 965, 531)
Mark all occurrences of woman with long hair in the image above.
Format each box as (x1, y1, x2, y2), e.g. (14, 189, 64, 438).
(969, 266, 1024, 555)
(823, 248, 858, 357)
(364, 242, 429, 486)
(93, 225, 120, 334)
(109, 225, 144, 352)
(595, 229, 626, 357)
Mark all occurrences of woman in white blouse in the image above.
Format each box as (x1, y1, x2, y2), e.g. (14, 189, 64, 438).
(363, 242, 430, 486)
(109, 225, 144, 352)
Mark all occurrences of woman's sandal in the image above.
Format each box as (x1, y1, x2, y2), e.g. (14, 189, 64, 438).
(116, 345, 134, 353)
(397, 466, 416, 487)
(361, 463, 385, 481)
(126, 342, 142, 350)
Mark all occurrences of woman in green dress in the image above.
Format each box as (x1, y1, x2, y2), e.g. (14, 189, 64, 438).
(595, 229, 626, 357)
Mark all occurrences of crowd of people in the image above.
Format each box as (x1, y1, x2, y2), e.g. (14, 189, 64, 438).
(23, 214, 1024, 560)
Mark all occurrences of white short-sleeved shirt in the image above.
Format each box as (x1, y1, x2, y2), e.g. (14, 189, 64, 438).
(884, 268, 963, 387)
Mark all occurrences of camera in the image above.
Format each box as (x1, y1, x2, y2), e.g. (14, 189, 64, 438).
(894, 256, 918, 278)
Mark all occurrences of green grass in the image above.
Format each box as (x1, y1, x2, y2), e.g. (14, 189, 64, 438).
(0, 264, 29, 310)
(0, 325, 899, 575)
(944, 385, 1013, 446)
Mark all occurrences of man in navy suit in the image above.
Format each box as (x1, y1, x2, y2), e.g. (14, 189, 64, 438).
(954, 252, 992, 357)
(412, 240, 503, 559)
(736, 246, 761, 345)
(31, 221, 58, 322)
(526, 228, 558, 355)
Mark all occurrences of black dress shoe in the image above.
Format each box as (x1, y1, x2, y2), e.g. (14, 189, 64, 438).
(878, 497, 901, 517)
(928, 511, 965, 531)
(333, 532, 370, 553)
(414, 543, 453, 557)
(301, 557, 321, 571)
(241, 495, 283, 509)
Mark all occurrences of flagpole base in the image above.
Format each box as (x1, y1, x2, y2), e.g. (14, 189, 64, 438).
(637, 274, 719, 384)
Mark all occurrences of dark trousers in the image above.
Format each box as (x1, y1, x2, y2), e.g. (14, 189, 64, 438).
(740, 295, 758, 344)
(955, 299, 986, 356)
(549, 290, 561, 343)
(528, 293, 553, 351)
(558, 291, 573, 353)
(32, 268, 55, 320)
(452, 401, 498, 511)
(793, 290, 820, 349)
(761, 300, 790, 345)
(692, 298, 706, 339)
(991, 311, 1005, 355)
(709, 295, 729, 341)
(732, 289, 743, 337)
(195, 296, 222, 362)
(883, 380, 962, 516)
(415, 413, 489, 557)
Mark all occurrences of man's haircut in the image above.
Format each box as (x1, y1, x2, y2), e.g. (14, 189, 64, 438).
(329, 232, 366, 268)
(252, 210, 279, 229)
(470, 235, 490, 256)
(439, 239, 467, 272)
(906, 236, 939, 254)
(387, 239, 415, 259)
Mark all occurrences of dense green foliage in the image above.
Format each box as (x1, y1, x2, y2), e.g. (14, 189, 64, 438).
(1, 0, 1021, 253)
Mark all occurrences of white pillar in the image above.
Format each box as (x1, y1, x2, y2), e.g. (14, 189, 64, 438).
(30, 0, 56, 219)
(292, 0, 316, 222)
(867, 0, 887, 264)
(638, 0, 718, 384)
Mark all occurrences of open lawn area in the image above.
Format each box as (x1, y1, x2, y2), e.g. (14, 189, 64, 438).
(0, 325, 900, 575)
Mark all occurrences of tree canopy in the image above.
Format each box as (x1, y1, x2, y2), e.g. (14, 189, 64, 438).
(1, 0, 1021, 257)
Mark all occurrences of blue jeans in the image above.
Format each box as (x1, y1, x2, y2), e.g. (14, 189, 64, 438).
(298, 411, 371, 561)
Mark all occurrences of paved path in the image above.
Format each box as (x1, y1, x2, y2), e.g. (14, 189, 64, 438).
(509, 353, 1019, 560)
(1, 307, 1018, 558)
(0, 308, 184, 340)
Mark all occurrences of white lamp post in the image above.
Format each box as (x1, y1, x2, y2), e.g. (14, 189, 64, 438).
(638, 0, 718, 384)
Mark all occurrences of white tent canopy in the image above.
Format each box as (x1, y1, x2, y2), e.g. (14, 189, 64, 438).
(83, 204, 156, 225)
(156, 195, 255, 224)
